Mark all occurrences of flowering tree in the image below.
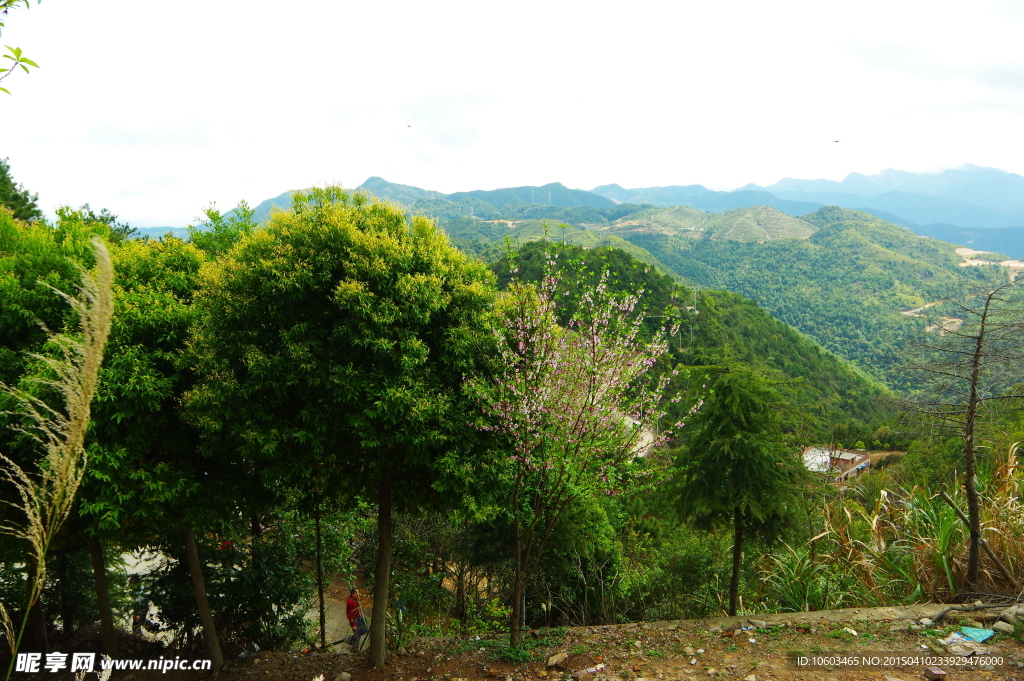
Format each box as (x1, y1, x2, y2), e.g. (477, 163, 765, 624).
(472, 250, 682, 646)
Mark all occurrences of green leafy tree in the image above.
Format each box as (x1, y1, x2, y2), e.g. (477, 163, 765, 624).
(669, 366, 810, 616)
(471, 248, 677, 646)
(0, 158, 42, 221)
(187, 186, 495, 666)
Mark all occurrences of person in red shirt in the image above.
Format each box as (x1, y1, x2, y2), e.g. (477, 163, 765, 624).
(346, 587, 367, 647)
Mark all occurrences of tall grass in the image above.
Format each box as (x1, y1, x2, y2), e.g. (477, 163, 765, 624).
(0, 239, 113, 678)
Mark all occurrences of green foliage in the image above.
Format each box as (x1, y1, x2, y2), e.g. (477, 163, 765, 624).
(670, 367, 810, 540)
(0, 44, 39, 95)
(0, 159, 41, 221)
(188, 185, 496, 505)
(187, 201, 258, 255)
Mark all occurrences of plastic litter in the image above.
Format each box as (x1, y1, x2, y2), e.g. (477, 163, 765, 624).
(961, 626, 995, 643)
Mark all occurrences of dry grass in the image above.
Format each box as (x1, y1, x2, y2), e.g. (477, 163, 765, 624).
(0, 238, 113, 664)
(762, 441, 1024, 611)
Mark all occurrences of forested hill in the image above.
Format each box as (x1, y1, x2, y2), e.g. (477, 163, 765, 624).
(499, 242, 890, 443)
(618, 207, 1005, 388)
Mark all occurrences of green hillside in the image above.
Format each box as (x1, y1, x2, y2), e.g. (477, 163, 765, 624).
(605, 205, 816, 241)
(499, 241, 890, 441)
(617, 208, 1005, 388)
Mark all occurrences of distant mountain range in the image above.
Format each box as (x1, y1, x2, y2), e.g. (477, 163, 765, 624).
(175, 165, 1024, 257)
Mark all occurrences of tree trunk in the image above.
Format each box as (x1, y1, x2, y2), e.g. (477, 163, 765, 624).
(964, 319, 986, 586)
(369, 477, 393, 667)
(510, 524, 524, 647)
(183, 527, 224, 673)
(88, 538, 118, 657)
(315, 502, 327, 649)
(729, 507, 744, 617)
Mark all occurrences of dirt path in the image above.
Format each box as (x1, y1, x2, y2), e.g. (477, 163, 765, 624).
(75, 604, 1024, 681)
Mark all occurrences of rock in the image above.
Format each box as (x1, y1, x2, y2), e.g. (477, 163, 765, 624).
(1000, 607, 1019, 625)
(981, 665, 996, 671)
(570, 673, 593, 681)
(744, 676, 756, 681)
(633, 640, 642, 648)
(684, 647, 695, 655)
(884, 677, 904, 681)
(666, 624, 678, 631)
(919, 618, 933, 626)
(993, 620, 1014, 634)
(709, 627, 722, 634)
(748, 619, 768, 629)
(924, 667, 946, 680)
(705, 669, 717, 677)
(547, 653, 569, 668)
(334, 673, 352, 681)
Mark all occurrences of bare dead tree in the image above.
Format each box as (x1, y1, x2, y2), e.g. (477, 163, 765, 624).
(903, 279, 1024, 587)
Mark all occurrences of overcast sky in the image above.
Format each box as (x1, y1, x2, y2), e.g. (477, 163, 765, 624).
(4, 0, 1024, 226)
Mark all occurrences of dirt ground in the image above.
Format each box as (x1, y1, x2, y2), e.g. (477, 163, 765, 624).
(16, 604, 1024, 681)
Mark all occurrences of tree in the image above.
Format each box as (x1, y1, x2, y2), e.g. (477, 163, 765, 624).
(0, 158, 42, 221)
(471, 249, 677, 646)
(906, 280, 1024, 587)
(669, 366, 809, 616)
(187, 187, 495, 666)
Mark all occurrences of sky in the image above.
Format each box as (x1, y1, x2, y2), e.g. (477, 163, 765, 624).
(4, 0, 1024, 226)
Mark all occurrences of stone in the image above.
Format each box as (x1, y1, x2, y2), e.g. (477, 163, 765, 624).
(923, 668, 946, 680)
(709, 627, 722, 634)
(684, 647, 695, 655)
(743, 676, 756, 681)
(334, 673, 352, 681)
(919, 618, 933, 626)
(1000, 607, 1019, 625)
(748, 619, 768, 629)
(993, 620, 1015, 634)
(547, 653, 569, 668)
(981, 665, 996, 672)
(705, 669, 716, 677)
